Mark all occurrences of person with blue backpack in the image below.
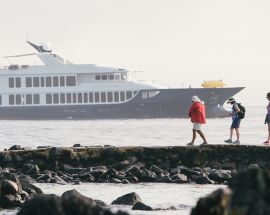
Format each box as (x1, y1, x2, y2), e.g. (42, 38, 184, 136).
(224, 97, 245, 144)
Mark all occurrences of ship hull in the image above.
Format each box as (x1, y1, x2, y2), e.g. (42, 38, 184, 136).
(0, 87, 244, 120)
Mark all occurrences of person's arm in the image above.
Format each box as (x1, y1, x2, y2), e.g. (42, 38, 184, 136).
(234, 104, 241, 112)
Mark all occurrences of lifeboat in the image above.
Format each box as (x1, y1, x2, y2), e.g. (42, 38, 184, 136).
(201, 80, 225, 88)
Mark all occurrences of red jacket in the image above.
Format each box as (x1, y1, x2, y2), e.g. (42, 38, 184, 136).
(188, 102, 206, 124)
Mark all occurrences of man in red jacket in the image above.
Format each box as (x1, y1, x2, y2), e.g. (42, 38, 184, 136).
(187, 95, 208, 146)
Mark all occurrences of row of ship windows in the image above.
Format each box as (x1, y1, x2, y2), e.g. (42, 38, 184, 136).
(95, 74, 127, 81)
(6, 91, 138, 106)
(8, 76, 76, 88)
(46, 91, 137, 104)
(9, 94, 40, 105)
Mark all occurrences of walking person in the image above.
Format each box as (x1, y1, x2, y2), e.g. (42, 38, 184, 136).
(264, 92, 270, 144)
(187, 95, 208, 146)
(224, 97, 241, 144)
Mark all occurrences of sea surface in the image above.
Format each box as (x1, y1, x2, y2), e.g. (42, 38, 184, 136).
(0, 106, 268, 215)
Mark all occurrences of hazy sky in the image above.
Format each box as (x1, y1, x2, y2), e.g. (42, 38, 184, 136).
(0, 0, 269, 106)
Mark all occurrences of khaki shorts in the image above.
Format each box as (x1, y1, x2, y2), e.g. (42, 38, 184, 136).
(193, 123, 202, 130)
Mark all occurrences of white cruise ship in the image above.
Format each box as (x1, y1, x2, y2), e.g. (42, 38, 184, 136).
(0, 41, 244, 119)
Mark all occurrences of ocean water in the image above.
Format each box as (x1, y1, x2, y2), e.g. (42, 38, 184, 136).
(0, 106, 267, 215)
(0, 106, 267, 150)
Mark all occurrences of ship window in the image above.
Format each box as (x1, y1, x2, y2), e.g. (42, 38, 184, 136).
(114, 92, 119, 102)
(9, 78, 14, 88)
(41, 77, 45, 87)
(33, 77, 39, 87)
(120, 92, 125, 102)
(60, 93, 65, 104)
(53, 94, 59, 104)
(46, 77, 52, 87)
(84, 93, 88, 103)
(121, 74, 127, 80)
(142, 92, 148, 99)
(26, 94, 32, 105)
(26, 77, 32, 88)
(9, 95, 15, 105)
(78, 93, 83, 103)
(101, 92, 106, 102)
(126, 91, 132, 100)
(34, 94, 40, 104)
(66, 93, 72, 103)
(72, 93, 77, 103)
(60, 76, 65, 86)
(89, 93, 93, 103)
(115, 75, 120, 80)
(15, 78, 21, 88)
(16, 95, 21, 105)
(94, 92, 100, 103)
(53, 76, 59, 87)
(107, 92, 113, 102)
(0, 95, 2, 105)
(46, 94, 52, 104)
(109, 75, 114, 80)
(95, 75, 101, 80)
(66, 76, 76, 86)
(101, 75, 107, 80)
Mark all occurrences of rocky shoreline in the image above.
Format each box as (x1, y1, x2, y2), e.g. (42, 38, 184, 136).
(0, 144, 269, 214)
(1, 144, 270, 186)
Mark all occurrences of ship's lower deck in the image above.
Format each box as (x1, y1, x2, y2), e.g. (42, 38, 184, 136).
(0, 87, 244, 120)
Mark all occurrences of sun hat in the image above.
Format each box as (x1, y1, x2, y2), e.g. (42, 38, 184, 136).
(192, 95, 201, 103)
(227, 97, 235, 103)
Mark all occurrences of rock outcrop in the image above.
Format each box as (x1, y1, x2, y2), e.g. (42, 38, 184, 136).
(191, 167, 270, 215)
(18, 189, 129, 215)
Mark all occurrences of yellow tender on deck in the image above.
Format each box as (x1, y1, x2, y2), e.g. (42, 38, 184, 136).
(201, 80, 226, 88)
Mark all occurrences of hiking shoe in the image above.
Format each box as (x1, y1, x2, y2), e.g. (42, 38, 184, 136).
(233, 140, 240, 145)
(224, 139, 233, 143)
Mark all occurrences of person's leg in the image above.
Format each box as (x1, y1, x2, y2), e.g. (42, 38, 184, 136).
(230, 128, 234, 140)
(235, 128, 240, 141)
(191, 129, 196, 144)
(268, 124, 270, 142)
(197, 130, 208, 144)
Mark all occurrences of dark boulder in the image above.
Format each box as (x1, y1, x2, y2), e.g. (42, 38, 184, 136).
(132, 201, 152, 211)
(0, 194, 24, 208)
(191, 168, 270, 215)
(73, 144, 82, 148)
(195, 176, 214, 184)
(181, 168, 202, 177)
(191, 188, 231, 215)
(138, 168, 156, 182)
(61, 189, 96, 214)
(9, 145, 22, 151)
(149, 165, 164, 175)
(228, 168, 270, 215)
(18, 194, 64, 215)
(208, 170, 231, 183)
(20, 179, 43, 195)
(0, 172, 22, 193)
(78, 173, 95, 182)
(125, 165, 141, 176)
(170, 166, 187, 175)
(61, 164, 86, 174)
(155, 176, 171, 183)
(112, 192, 141, 205)
(22, 164, 40, 175)
(0, 180, 19, 195)
(171, 174, 188, 183)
